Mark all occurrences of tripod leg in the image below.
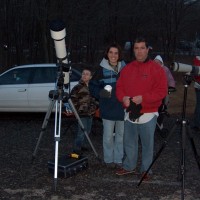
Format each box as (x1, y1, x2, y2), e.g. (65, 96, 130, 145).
(68, 98, 101, 161)
(53, 99, 62, 191)
(32, 99, 55, 162)
(186, 124, 200, 170)
(180, 120, 187, 200)
(137, 119, 178, 187)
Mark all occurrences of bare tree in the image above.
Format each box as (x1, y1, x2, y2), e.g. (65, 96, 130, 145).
(0, 0, 200, 71)
(150, 0, 200, 62)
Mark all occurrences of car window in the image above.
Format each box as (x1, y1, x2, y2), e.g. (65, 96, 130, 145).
(31, 67, 57, 83)
(0, 68, 32, 85)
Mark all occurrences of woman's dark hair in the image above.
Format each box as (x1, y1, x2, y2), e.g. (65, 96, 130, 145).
(134, 37, 149, 48)
(104, 43, 123, 61)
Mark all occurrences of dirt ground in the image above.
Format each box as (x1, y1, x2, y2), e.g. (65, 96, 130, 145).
(0, 60, 200, 200)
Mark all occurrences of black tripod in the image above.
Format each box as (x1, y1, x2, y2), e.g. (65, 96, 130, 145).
(137, 74, 200, 200)
(32, 63, 101, 190)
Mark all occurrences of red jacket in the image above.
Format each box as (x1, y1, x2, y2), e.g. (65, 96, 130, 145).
(193, 57, 200, 83)
(116, 59, 167, 113)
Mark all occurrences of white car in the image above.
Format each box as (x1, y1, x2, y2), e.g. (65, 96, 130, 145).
(0, 63, 82, 112)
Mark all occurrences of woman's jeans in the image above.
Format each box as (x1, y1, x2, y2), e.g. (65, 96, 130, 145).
(102, 119, 124, 164)
(123, 115, 157, 173)
(194, 88, 200, 128)
(74, 116, 93, 149)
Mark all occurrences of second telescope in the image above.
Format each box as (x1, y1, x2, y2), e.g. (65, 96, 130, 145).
(170, 62, 200, 76)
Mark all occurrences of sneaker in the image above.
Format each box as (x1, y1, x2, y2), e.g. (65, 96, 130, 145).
(141, 172, 151, 181)
(116, 168, 136, 175)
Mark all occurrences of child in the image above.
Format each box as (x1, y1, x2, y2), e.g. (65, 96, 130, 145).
(70, 68, 98, 152)
(154, 55, 176, 133)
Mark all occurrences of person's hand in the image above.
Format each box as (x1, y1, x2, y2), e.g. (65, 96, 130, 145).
(132, 95, 142, 104)
(126, 100, 143, 122)
(123, 96, 130, 107)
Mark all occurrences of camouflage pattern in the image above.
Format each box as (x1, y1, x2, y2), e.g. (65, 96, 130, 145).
(70, 80, 98, 116)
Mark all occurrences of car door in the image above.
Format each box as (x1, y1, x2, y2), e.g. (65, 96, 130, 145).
(28, 65, 81, 112)
(27, 66, 57, 112)
(0, 67, 32, 111)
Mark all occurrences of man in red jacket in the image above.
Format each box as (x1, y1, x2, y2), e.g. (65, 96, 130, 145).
(116, 37, 167, 180)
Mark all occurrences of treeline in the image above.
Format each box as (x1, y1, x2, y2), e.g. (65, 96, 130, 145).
(0, 0, 200, 71)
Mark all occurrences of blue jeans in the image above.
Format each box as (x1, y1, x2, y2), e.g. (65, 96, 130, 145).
(194, 88, 200, 128)
(74, 116, 93, 148)
(102, 119, 124, 164)
(122, 115, 157, 173)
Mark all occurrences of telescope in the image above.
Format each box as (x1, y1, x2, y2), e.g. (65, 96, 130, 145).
(49, 19, 69, 85)
(170, 62, 200, 76)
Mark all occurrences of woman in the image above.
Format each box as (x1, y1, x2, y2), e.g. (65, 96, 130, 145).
(89, 43, 126, 168)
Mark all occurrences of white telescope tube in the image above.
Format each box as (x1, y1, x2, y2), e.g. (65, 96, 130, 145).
(50, 20, 69, 84)
(171, 62, 200, 75)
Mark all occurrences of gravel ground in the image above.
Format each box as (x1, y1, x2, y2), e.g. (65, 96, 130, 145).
(0, 112, 200, 200)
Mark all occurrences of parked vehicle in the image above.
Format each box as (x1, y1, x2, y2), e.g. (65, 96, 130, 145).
(0, 63, 82, 112)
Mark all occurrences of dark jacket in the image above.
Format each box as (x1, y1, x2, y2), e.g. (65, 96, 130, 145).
(89, 58, 126, 120)
(70, 80, 98, 117)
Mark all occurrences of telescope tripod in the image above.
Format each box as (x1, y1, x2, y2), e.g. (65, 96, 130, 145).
(137, 75, 200, 200)
(32, 89, 101, 191)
